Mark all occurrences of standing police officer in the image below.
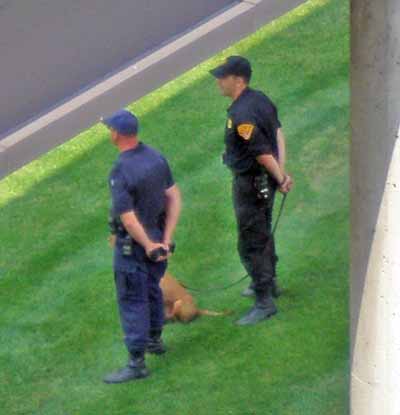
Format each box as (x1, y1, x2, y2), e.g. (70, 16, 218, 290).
(102, 109, 181, 383)
(210, 56, 293, 326)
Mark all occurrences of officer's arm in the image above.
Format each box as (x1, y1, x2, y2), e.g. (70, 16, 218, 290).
(277, 128, 286, 173)
(256, 154, 286, 186)
(163, 184, 182, 245)
(120, 211, 159, 253)
(111, 166, 167, 257)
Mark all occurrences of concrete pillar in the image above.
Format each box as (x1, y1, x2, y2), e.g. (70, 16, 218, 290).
(351, 0, 400, 414)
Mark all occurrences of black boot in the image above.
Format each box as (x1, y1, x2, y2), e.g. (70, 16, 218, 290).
(271, 278, 282, 298)
(147, 329, 166, 355)
(241, 282, 256, 297)
(242, 279, 282, 298)
(103, 351, 150, 384)
(236, 289, 277, 326)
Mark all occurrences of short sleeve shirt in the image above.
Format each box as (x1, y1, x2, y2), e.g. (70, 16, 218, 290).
(223, 87, 281, 174)
(109, 142, 175, 272)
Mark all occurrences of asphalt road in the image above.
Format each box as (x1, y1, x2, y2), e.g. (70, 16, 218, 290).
(0, 0, 237, 139)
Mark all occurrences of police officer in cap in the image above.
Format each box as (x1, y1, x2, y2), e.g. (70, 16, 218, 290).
(102, 109, 181, 383)
(210, 56, 293, 325)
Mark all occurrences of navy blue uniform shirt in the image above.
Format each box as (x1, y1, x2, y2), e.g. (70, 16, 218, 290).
(223, 87, 281, 174)
(109, 142, 174, 272)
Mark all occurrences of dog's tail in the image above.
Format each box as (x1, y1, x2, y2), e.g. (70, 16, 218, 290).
(198, 309, 232, 317)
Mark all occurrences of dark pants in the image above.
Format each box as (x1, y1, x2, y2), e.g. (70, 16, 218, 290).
(114, 264, 165, 354)
(232, 173, 278, 295)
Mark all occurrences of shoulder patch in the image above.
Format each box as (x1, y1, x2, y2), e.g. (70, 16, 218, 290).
(227, 118, 233, 129)
(237, 123, 255, 140)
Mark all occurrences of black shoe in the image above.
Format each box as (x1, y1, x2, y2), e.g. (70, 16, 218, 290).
(103, 353, 149, 384)
(236, 292, 277, 326)
(147, 330, 167, 355)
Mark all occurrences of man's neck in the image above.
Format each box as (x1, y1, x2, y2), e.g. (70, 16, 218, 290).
(231, 84, 248, 102)
(118, 139, 140, 153)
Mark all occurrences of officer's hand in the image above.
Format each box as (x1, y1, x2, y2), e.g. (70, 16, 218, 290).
(162, 239, 174, 259)
(279, 175, 293, 194)
(286, 175, 294, 191)
(108, 234, 117, 248)
(145, 242, 170, 262)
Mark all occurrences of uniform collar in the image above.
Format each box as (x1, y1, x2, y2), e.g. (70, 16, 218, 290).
(227, 87, 251, 112)
(120, 141, 143, 157)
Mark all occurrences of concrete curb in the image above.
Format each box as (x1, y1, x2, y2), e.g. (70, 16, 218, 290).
(0, 0, 306, 179)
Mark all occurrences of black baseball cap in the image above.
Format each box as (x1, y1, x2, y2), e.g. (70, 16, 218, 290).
(210, 56, 252, 80)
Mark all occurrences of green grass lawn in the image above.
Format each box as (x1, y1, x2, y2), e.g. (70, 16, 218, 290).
(0, 0, 349, 413)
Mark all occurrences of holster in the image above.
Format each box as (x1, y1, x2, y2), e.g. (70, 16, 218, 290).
(253, 173, 276, 201)
(108, 210, 134, 256)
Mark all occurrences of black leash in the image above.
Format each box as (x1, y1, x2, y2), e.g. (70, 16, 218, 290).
(181, 193, 288, 294)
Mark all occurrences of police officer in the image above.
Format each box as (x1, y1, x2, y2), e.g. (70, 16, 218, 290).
(102, 109, 181, 383)
(210, 56, 293, 325)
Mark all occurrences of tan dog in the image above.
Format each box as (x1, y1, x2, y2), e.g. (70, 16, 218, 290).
(160, 272, 227, 323)
(109, 236, 226, 323)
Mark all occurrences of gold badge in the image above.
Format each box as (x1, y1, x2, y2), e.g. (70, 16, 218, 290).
(237, 123, 255, 140)
(227, 118, 233, 129)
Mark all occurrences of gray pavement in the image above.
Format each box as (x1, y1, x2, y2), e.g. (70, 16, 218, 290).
(0, 0, 237, 139)
(0, 0, 307, 178)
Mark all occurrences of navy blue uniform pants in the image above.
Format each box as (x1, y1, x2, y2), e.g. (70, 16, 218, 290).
(114, 265, 165, 354)
(232, 172, 278, 295)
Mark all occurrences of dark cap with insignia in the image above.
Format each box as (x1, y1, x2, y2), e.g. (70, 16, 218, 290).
(210, 56, 252, 81)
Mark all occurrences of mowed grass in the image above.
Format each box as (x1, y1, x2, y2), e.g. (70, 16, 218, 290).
(0, 0, 349, 414)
